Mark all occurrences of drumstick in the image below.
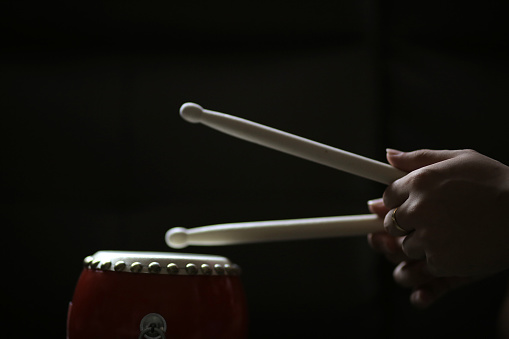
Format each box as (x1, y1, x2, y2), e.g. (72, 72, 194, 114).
(180, 103, 405, 184)
(166, 214, 383, 248)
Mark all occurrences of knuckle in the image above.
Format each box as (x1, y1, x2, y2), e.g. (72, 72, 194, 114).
(382, 186, 398, 208)
(406, 197, 430, 221)
(393, 262, 418, 287)
(456, 148, 479, 160)
(400, 243, 413, 258)
(402, 200, 418, 219)
(408, 168, 436, 188)
(383, 215, 393, 233)
(407, 171, 424, 188)
(414, 149, 434, 158)
(426, 255, 447, 277)
(461, 148, 477, 155)
(392, 263, 407, 284)
(401, 234, 423, 260)
(382, 190, 390, 207)
(425, 264, 443, 277)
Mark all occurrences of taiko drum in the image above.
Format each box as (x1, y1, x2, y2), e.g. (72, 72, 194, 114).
(67, 251, 248, 339)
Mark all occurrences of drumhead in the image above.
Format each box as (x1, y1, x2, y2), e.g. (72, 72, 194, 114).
(83, 251, 240, 276)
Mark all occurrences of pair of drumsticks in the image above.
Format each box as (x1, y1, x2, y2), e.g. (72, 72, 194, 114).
(166, 103, 405, 249)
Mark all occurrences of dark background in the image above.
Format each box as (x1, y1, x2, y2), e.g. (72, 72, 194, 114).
(2, 1, 509, 337)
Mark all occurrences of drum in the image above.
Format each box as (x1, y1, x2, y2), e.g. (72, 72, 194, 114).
(67, 251, 248, 339)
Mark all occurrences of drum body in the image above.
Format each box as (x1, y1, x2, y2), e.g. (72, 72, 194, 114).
(67, 251, 247, 339)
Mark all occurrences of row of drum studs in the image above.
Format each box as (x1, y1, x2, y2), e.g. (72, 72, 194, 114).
(83, 256, 240, 275)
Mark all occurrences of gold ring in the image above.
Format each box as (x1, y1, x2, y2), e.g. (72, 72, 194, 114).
(392, 208, 407, 233)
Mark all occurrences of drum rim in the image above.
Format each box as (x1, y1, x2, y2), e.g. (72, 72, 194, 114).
(83, 250, 241, 276)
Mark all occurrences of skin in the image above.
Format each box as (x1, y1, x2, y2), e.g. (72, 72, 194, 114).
(367, 149, 509, 308)
(368, 198, 482, 308)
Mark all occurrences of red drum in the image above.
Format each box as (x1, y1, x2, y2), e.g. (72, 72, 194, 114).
(67, 251, 248, 339)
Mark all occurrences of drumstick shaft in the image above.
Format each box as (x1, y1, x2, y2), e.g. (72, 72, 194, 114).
(180, 103, 405, 184)
(166, 214, 384, 248)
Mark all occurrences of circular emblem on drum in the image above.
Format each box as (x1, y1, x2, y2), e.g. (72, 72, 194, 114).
(83, 251, 241, 276)
(139, 313, 166, 339)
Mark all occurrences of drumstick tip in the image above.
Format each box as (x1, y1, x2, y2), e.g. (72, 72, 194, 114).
(165, 227, 189, 249)
(180, 102, 203, 124)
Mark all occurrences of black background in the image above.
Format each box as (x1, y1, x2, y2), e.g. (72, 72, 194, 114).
(2, 1, 509, 337)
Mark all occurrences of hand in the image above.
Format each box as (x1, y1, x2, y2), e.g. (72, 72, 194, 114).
(368, 198, 483, 308)
(383, 149, 509, 277)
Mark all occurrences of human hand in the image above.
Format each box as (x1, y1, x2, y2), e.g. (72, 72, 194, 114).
(367, 198, 483, 308)
(383, 149, 509, 277)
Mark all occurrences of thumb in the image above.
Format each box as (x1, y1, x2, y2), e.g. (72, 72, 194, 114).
(386, 149, 459, 172)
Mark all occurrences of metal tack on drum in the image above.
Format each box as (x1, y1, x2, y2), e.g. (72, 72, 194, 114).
(67, 251, 248, 339)
(201, 264, 212, 275)
(166, 263, 179, 275)
(100, 261, 111, 270)
(83, 256, 93, 268)
(185, 263, 198, 275)
(130, 262, 143, 273)
(114, 261, 126, 272)
(214, 264, 225, 275)
(148, 262, 161, 274)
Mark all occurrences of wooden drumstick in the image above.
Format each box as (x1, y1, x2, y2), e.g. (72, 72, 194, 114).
(180, 103, 405, 185)
(166, 214, 383, 248)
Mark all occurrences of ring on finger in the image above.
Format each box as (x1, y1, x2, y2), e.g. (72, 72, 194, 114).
(392, 208, 408, 234)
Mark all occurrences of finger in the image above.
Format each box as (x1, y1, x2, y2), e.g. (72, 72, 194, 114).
(385, 251, 408, 265)
(368, 232, 400, 253)
(382, 177, 409, 209)
(410, 287, 438, 309)
(368, 232, 407, 263)
(367, 232, 387, 253)
(401, 232, 426, 260)
(409, 276, 473, 309)
(367, 198, 390, 217)
(383, 149, 461, 209)
(384, 207, 413, 237)
(393, 260, 434, 288)
(386, 149, 460, 173)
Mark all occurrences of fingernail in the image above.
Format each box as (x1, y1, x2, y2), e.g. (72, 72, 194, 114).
(367, 198, 383, 206)
(386, 148, 403, 155)
(386, 148, 403, 156)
